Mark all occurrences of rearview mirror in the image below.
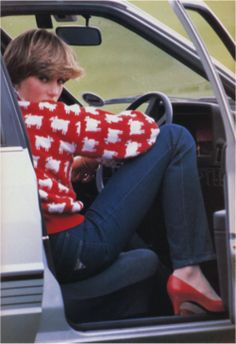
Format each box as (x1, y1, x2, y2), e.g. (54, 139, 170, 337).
(56, 26, 101, 46)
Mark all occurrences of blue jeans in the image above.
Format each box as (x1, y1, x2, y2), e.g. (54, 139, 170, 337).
(50, 124, 215, 282)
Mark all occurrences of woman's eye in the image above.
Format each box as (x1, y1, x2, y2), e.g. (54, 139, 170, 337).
(58, 78, 67, 85)
(38, 75, 49, 83)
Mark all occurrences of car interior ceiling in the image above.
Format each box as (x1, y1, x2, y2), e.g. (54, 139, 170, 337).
(1, 15, 229, 328)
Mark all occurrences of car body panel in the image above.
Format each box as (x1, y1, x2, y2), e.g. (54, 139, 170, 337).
(1, 148, 44, 343)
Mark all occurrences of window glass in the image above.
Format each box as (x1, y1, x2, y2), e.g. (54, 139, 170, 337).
(1, 14, 213, 112)
(186, 10, 235, 73)
(130, 0, 235, 73)
(1, 15, 37, 34)
(69, 17, 213, 106)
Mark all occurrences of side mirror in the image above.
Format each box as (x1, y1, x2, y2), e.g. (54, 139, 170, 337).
(82, 92, 105, 106)
(56, 26, 102, 46)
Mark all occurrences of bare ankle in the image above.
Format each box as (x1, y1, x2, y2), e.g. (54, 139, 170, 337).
(173, 265, 201, 280)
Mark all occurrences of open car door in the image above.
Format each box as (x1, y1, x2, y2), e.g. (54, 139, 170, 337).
(169, 0, 235, 323)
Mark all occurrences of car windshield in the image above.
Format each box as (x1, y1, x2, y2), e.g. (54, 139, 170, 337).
(1, 14, 216, 111)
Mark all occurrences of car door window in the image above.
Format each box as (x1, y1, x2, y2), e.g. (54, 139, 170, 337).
(186, 9, 235, 73)
(130, 1, 235, 73)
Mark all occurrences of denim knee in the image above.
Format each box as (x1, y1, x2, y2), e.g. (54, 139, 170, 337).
(160, 124, 196, 153)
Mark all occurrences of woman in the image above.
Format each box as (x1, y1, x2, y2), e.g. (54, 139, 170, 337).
(4, 29, 224, 315)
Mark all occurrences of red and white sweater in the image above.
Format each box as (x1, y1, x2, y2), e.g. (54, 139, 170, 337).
(19, 100, 159, 234)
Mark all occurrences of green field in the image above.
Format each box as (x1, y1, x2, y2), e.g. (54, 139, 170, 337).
(129, 0, 235, 73)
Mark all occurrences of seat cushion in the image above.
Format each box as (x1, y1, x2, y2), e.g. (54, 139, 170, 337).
(61, 248, 159, 300)
(60, 249, 172, 323)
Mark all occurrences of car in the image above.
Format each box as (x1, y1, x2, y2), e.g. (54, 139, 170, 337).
(1, 0, 235, 342)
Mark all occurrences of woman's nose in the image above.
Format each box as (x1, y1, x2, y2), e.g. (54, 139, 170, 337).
(48, 82, 62, 100)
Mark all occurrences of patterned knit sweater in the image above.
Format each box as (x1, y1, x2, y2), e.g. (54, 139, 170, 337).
(19, 100, 159, 234)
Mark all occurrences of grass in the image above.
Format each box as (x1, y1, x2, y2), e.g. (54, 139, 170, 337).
(129, 0, 235, 73)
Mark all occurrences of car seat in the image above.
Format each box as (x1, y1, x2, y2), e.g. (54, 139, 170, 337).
(60, 248, 171, 323)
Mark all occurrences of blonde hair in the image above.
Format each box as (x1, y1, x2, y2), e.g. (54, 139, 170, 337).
(4, 29, 84, 85)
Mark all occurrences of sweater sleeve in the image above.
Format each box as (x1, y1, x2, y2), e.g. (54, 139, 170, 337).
(76, 106, 160, 160)
(20, 101, 160, 160)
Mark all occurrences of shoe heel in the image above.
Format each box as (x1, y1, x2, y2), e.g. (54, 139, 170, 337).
(169, 295, 181, 315)
(167, 274, 225, 315)
(180, 302, 206, 316)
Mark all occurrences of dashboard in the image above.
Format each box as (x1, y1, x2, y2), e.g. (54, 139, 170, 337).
(172, 101, 225, 167)
(172, 101, 226, 226)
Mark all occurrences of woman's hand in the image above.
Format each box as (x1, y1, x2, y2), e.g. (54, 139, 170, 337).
(71, 156, 99, 183)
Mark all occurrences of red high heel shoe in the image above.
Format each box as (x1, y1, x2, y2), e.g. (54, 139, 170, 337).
(167, 275, 225, 315)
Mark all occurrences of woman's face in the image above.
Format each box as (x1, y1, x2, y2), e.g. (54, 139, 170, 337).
(16, 75, 65, 102)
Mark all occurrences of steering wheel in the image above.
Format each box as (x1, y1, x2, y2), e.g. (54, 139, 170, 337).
(126, 92, 173, 126)
(96, 92, 173, 192)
